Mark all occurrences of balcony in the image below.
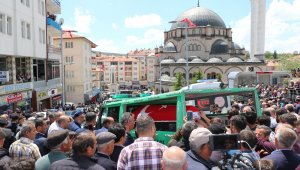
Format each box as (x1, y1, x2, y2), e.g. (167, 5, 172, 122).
(46, 0, 61, 14)
(0, 82, 32, 95)
(33, 80, 46, 89)
(47, 18, 61, 34)
(48, 78, 61, 88)
(48, 45, 61, 60)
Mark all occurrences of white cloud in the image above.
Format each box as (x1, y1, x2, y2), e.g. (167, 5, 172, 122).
(124, 14, 162, 28)
(232, 0, 300, 53)
(125, 28, 164, 47)
(112, 23, 118, 30)
(94, 39, 120, 53)
(73, 8, 93, 34)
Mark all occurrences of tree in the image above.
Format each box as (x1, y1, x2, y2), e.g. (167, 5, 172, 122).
(191, 69, 204, 84)
(216, 73, 223, 82)
(264, 51, 273, 59)
(273, 50, 278, 59)
(173, 72, 183, 91)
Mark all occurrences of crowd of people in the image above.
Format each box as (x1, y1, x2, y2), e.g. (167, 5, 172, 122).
(0, 82, 299, 169)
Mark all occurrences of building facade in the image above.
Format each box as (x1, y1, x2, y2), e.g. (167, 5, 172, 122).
(54, 33, 97, 105)
(155, 5, 266, 93)
(95, 51, 156, 92)
(0, 0, 62, 112)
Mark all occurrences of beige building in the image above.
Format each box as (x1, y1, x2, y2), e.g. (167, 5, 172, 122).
(94, 51, 157, 92)
(54, 33, 97, 104)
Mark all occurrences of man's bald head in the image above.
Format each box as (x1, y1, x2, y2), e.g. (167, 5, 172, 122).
(161, 146, 187, 170)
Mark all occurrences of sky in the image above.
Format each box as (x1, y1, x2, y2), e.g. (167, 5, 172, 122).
(59, 0, 300, 54)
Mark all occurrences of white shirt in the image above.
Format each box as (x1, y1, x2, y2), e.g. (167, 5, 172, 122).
(47, 122, 63, 135)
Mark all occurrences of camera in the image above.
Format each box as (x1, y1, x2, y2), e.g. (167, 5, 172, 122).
(209, 134, 255, 170)
(209, 134, 240, 151)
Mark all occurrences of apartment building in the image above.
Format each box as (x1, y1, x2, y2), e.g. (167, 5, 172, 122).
(94, 51, 156, 92)
(54, 33, 97, 105)
(127, 49, 156, 88)
(0, 0, 62, 112)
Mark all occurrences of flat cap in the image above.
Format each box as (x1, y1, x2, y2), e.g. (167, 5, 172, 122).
(73, 110, 84, 119)
(96, 132, 116, 145)
(46, 129, 69, 148)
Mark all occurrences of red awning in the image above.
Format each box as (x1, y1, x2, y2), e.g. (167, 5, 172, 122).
(52, 95, 62, 101)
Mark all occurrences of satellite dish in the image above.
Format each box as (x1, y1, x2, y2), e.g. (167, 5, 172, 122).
(59, 18, 64, 25)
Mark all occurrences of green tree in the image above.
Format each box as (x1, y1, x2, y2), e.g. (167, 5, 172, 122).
(216, 73, 222, 82)
(173, 72, 183, 91)
(279, 58, 300, 72)
(191, 69, 204, 84)
(264, 51, 273, 59)
(273, 50, 278, 59)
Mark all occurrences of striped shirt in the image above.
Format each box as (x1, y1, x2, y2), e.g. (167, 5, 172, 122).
(9, 137, 41, 161)
(117, 137, 167, 170)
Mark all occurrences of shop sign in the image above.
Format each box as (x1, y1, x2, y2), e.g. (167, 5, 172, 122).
(48, 88, 58, 97)
(0, 71, 9, 82)
(7, 93, 23, 104)
(38, 91, 48, 100)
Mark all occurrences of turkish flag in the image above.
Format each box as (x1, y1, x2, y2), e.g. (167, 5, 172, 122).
(132, 105, 199, 121)
(180, 18, 196, 27)
(155, 53, 161, 58)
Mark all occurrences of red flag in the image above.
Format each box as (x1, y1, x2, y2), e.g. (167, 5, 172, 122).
(180, 18, 196, 27)
(155, 53, 161, 58)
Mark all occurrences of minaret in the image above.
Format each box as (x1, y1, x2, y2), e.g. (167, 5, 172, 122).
(250, 0, 266, 59)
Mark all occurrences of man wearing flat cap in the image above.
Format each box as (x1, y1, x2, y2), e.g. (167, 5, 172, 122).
(186, 127, 215, 170)
(94, 132, 117, 170)
(69, 110, 85, 133)
(35, 129, 72, 170)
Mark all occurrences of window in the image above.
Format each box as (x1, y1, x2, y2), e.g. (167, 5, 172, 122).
(39, 28, 42, 43)
(26, 0, 30, 7)
(41, 1, 45, 15)
(38, 0, 45, 16)
(21, 21, 25, 38)
(33, 59, 45, 81)
(0, 13, 5, 33)
(26, 23, 30, 39)
(6, 16, 12, 35)
(47, 60, 60, 79)
(16, 58, 30, 83)
(65, 42, 73, 48)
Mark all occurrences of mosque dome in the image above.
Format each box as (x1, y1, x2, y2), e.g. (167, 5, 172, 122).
(176, 58, 187, 63)
(190, 58, 204, 63)
(227, 57, 243, 63)
(232, 42, 241, 49)
(170, 6, 226, 30)
(210, 40, 229, 54)
(161, 59, 176, 64)
(207, 58, 223, 63)
(163, 42, 177, 52)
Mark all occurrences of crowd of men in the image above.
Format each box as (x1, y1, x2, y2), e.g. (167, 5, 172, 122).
(0, 82, 299, 169)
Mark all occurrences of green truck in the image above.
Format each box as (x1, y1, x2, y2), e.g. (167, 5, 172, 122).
(99, 88, 261, 145)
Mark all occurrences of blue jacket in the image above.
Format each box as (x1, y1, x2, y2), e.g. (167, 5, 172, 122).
(69, 121, 84, 133)
(264, 149, 300, 170)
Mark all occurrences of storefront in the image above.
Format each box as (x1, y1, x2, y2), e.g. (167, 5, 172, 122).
(33, 87, 62, 111)
(0, 90, 32, 113)
(0, 82, 32, 113)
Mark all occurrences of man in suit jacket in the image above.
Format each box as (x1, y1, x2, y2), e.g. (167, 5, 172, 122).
(264, 127, 300, 170)
(94, 132, 117, 170)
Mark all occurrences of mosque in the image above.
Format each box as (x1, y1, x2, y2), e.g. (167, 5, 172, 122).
(154, 3, 266, 92)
